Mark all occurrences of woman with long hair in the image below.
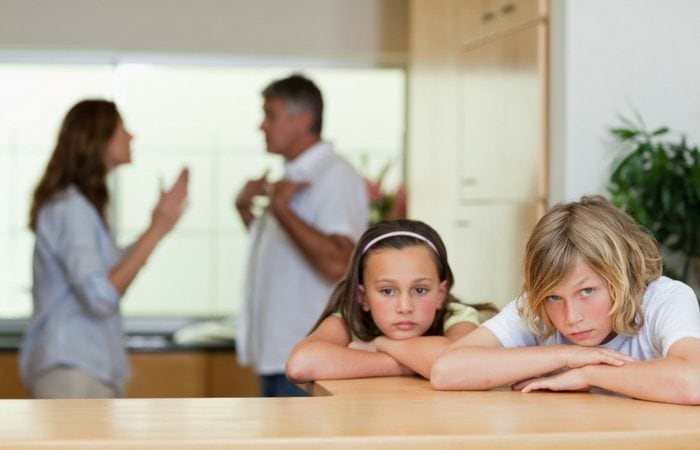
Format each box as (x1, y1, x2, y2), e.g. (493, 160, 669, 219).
(20, 99, 188, 398)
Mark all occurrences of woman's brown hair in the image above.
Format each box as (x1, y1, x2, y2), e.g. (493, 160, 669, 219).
(29, 99, 120, 231)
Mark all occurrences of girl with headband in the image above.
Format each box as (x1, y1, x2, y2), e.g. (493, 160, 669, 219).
(286, 219, 496, 382)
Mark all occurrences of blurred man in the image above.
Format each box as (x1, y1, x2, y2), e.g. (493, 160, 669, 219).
(235, 74, 368, 396)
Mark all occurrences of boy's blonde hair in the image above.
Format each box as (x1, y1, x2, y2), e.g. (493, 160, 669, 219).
(521, 195, 662, 337)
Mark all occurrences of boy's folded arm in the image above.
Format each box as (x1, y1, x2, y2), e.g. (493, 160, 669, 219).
(578, 337, 700, 405)
(430, 326, 587, 390)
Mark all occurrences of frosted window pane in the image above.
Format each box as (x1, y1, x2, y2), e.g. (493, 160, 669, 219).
(0, 64, 112, 318)
(0, 62, 405, 319)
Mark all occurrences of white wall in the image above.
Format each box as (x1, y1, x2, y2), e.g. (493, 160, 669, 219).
(0, 0, 407, 64)
(550, 0, 700, 204)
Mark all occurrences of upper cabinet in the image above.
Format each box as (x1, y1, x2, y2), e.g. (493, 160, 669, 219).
(408, 0, 548, 306)
(457, 1, 548, 202)
(457, 0, 546, 45)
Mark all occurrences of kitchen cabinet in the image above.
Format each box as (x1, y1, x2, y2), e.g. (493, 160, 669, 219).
(127, 350, 258, 398)
(0, 350, 258, 398)
(408, 0, 548, 307)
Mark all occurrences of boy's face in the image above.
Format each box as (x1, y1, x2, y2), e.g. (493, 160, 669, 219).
(542, 258, 615, 346)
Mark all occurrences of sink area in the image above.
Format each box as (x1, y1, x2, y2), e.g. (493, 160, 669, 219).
(0, 317, 235, 351)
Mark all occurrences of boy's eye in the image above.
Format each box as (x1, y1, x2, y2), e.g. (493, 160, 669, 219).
(581, 287, 594, 297)
(546, 295, 561, 302)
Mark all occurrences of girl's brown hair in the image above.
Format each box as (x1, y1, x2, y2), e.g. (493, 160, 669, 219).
(29, 99, 120, 231)
(310, 219, 496, 341)
(521, 195, 662, 337)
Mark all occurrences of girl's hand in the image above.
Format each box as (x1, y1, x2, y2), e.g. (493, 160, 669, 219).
(564, 345, 635, 369)
(348, 339, 377, 352)
(151, 168, 189, 234)
(517, 368, 591, 393)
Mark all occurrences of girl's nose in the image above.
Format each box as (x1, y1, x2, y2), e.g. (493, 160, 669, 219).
(396, 294, 413, 314)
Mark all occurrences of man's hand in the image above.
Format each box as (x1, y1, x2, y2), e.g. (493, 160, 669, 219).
(269, 179, 310, 217)
(235, 170, 269, 227)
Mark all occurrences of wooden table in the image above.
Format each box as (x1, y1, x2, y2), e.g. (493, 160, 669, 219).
(2, 377, 699, 449)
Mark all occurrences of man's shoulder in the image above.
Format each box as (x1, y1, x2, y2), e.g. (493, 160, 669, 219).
(314, 150, 364, 184)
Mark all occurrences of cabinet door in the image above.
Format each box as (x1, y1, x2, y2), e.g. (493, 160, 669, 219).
(449, 203, 541, 308)
(207, 352, 259, 397)
(0, 352, 26, 398)
(457, 0, 544, 45)
(458, 23, 547, 202)
(127, 352, 208, 397)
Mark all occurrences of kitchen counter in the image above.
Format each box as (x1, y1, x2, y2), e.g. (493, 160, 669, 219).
(1, 377, 699, 449)
(0, 317, 235, 352)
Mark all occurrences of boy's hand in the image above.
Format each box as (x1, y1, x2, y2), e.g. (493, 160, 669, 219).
(517, 368, 591, 393)
(564, 345, 635, 369)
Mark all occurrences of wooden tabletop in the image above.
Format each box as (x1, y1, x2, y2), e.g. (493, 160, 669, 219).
(2, 377, 699, 449)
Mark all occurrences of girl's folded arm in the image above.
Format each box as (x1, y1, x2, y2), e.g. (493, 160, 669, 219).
(375, 321, 477, 379)
(285, 316, 409, 383)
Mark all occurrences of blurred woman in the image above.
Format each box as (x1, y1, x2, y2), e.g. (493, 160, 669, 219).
(20, 99, 188, 398)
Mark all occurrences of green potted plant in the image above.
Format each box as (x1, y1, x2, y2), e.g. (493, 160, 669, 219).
(608, 115, 700, 285)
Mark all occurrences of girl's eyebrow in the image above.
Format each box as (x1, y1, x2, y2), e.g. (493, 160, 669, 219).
(372, 277, 435, 283)
(412, 277, 435, 283)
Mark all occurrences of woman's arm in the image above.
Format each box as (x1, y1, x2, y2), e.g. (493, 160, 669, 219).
(430, 326, 634, 390)
(519, 337, 700, 405)
(109, 168, 188, 295)
(285, 316, 412, 383)
(374, 322, 478, 378)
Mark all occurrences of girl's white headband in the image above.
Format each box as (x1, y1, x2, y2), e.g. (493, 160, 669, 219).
(361, 231, 438, 255)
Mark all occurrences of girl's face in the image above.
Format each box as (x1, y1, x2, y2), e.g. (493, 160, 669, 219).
(542, 258, 614, 346)
(104, 120, 133, 170)
(358, 245, 447, 340)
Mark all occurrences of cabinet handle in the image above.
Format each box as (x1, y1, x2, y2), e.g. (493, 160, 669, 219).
(455, 219, 471, 228)
(461, 177, 478, 186)
(501, 3, 516, 14)
(481, 11, 495, 22)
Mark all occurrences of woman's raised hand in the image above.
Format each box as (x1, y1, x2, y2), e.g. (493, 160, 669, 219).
(151, 167, 189, 234)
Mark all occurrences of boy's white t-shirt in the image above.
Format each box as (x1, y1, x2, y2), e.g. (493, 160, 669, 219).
(483, 276, 700, 360)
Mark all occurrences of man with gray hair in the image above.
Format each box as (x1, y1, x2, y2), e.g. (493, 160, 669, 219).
(235, 74, 368, 396)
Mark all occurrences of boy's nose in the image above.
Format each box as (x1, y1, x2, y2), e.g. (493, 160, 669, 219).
(565, 302, 583, 325)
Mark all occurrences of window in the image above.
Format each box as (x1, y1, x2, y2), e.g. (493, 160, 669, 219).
(0, 59, 406, 318)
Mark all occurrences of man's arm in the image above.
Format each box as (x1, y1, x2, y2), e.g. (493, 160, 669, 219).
(234, 171, 269, 229)
(269, 179, 355, 281)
